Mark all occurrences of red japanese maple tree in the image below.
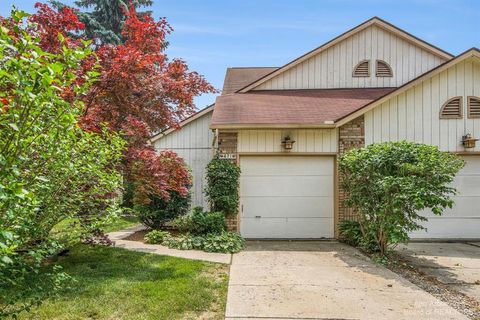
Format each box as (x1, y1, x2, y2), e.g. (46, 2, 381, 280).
(29, 3, 216, 203)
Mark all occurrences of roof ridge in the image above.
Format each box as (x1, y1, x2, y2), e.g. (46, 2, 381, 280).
(335, 48, 480, 125)
(236, 17, 454, 93)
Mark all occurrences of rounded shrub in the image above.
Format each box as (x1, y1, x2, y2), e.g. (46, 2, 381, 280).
(135, 190, 191, 229)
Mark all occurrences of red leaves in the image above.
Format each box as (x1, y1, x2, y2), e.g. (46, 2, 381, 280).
(125, 148, 191, 204)
(29, 3, 85, 53)
(26, 3, 214, 204)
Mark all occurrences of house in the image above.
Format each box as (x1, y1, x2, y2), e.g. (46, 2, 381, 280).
(159, 17, 480, 239)
(151, 105, 214, 208)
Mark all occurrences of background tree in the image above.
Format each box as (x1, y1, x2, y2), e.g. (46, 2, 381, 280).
(31, 3, 215, 205)
(50, 0, 153, 45)
(339, 141, 464, 256)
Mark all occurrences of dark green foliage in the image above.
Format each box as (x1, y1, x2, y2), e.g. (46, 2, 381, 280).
(149, 231, 245, 253)
(205, 159, 241, 215)
(201, 232, 245, 253)
(174, 209, 226, 236)
(339, 220, 377, 253)
(144, 230, 170, 244)
(135, 191, 191, 229)
(50, 0, 153, 45)
(339, 141, 465, 255)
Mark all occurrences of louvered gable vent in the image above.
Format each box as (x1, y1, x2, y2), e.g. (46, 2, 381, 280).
(440, 97, 463, 119)
(376, 60, 393, 77)
(353, 60, 369, 77)
(468, 96, 480, 118)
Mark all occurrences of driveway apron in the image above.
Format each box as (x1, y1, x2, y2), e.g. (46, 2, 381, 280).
(225, 241, 468, 320)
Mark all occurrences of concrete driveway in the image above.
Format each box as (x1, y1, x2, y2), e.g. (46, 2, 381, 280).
(396, 242, 480, 302)
(226, 241, 468, 320)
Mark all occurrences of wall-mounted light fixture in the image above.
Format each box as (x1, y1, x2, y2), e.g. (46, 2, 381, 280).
(462, 133, 478, 149)
(281, 136, 295, 150)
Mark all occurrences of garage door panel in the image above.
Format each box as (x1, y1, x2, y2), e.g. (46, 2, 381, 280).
(411, 156, 480, 239)
(240, 176, 333, 197)
(240, 156, 334, 239)
(240, 218, 288, 239)
(241, 217, 334, 239)
(242, 196, 333, 218)
(418, 196, 480, 218)
(241, 156, 332, 176)
(451, 176, 480, 196)
(458, 156, 480, 174)
(284, 218, 334, 238)
(410, 218, 480, 239)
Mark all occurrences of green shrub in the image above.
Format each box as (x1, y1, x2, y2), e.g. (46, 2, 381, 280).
(144, 230, 170, 244)
(0, 10, 124, 317)
(339, 141, 464, 255)
(135, 191, 191, 229)
(205, 159, 241, 215)
(174, 209, 226, 235)
(201, 232, 245, 253)
(339, 220, 377, 253)
(162, 234, 205, 251)
(161, 232, 245, 253)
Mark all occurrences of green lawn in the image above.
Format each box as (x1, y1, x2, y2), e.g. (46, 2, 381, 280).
(104, 215, 140, 233)
(18, 245, 229, 320)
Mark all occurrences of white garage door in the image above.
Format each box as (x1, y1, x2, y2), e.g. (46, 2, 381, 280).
(240, 156, 334, 239)
(411, 156, 480, 239)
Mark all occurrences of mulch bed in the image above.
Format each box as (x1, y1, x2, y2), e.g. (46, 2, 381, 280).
(384, 252, 480, 319)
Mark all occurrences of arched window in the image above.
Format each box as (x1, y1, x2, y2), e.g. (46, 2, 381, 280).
(440, 97, 463, 119)
(353, 60, 370, 77)
(376, 60, 393, 77)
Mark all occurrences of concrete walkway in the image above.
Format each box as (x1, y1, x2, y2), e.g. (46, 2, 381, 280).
(226, 241, 468, 320)
(396, 242, 480, 302)
(107, 226, 231, 264)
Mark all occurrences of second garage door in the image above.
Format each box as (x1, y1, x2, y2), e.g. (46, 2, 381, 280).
(239, 156, 334, 239)
(411, 155, 480, 239)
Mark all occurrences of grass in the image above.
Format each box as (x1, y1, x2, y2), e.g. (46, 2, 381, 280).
(104, 215, 140, 233)
(18, 245, 229, 320)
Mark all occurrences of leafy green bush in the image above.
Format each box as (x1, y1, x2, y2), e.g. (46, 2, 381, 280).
(339, 220, 377, 253)
(158, 232, 245, 253)
(144, 230, 170, 244)
(0, 10, 124, 317)
(174, 208, 226, 235)
(201, 232, 245, 253)
(161, 234, 205, 251)
(339, 141, 464, 255)
(205, 159, 241, 215)
(135, 191, 191, 229)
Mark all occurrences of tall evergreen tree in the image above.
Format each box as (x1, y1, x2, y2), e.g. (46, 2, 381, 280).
(50, 0, 153, 45)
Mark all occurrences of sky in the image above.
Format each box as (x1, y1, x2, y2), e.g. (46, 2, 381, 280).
(1, 0, 480, 109)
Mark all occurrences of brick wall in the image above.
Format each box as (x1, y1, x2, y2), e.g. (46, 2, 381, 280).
(337, 116, 365, 229)
(217, 131, 239, 231)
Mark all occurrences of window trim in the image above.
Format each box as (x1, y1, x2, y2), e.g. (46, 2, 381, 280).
(352, 60, 370, 77)
(439, 96, 463, 119)
(467, 96, 480, 119)
(375, 60, 393, 77)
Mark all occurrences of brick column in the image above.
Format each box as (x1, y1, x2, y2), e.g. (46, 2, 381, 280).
(338, 116, 365, 228)
(217, 131, 239, 232)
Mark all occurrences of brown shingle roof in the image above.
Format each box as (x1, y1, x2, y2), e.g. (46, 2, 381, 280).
(222, 67, 278, 95)
(211, 88, 395, 127)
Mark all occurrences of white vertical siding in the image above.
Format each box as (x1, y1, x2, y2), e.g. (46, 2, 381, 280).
(365, 58, 480, 152)
(153, 111, 214, 208)
(255, 25, 445, 90)
(238, 129, 337, 153)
